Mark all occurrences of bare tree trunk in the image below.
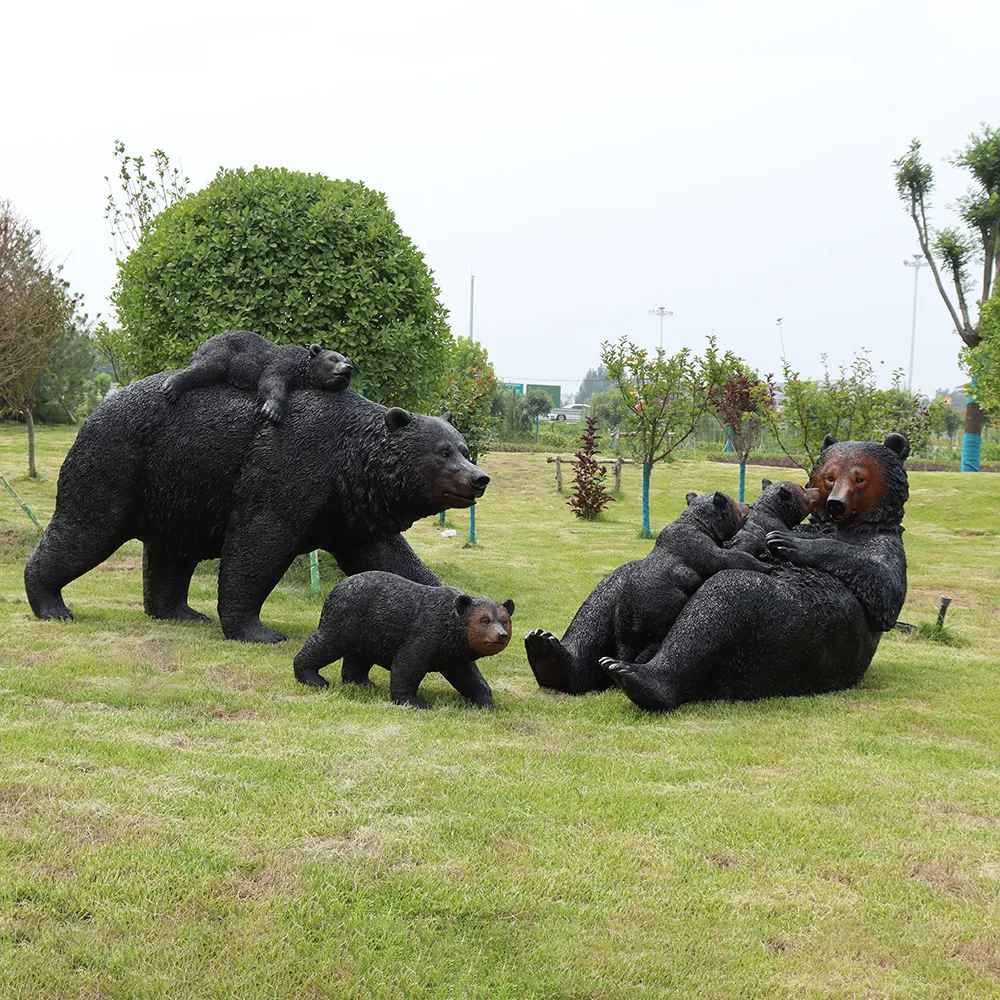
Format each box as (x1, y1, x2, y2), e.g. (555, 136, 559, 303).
(24, 407, 37, 478)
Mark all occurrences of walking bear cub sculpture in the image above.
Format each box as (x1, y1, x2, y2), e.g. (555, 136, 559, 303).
(613, 490, 772, 664)
(161, 329, 355, 424)
(293, 571, 515, 709)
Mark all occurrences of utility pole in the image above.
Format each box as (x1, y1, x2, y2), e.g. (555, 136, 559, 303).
(648, 306, 673, 350)
(903, 254, 929, 392)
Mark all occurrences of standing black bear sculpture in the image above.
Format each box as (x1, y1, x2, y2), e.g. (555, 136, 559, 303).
(293, 571, 514, 709)
(24, 376, 490, 654)
(601, 434, 910, 711)
(161, 330, 355, 424)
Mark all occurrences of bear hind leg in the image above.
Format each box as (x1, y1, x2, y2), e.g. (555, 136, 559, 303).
(142, 543, 211, 622)
(341, 653, 375, 688)
(293, 632, 343, 688)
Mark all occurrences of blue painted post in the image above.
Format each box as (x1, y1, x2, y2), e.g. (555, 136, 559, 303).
(738, 462, 746, 503)
(438, 511, 446, 525)
(469, 503, 476, 545)
(724, 427, 734, 452)
(641, 462, 652, 538)
(535, 416, 539, 444)
(961, 381, 981, 473)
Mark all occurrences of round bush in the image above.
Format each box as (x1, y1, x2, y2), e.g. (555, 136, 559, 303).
(114, 167, 451, 410)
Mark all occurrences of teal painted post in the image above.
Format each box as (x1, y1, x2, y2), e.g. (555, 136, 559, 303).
(961, 381, 981, 472)
(438, 511, 446, 525)
(469, 503, 476, 544)
(724, 427, 734, 452)
(309, 550, 320, 598)
(738, 461, 746, 502)
(0, 475, 42, 531)
(535, 416, 539, 444)
(641, 462, 652, 538)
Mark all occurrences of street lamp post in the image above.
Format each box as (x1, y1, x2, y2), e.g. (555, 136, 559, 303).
(649, 306, 674, 350)
(903, 253, 929, 392)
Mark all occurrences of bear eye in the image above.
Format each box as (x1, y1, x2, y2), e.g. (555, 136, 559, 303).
(480, 617, 492, 626)
(440, 447, 451, 458)
(855, 475, 865, 484)
(826, 474, 835, 483)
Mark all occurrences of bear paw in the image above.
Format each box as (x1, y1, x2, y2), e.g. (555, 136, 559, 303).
(524, 629, 576, 691)
(161, 378, 180, 402)
(261, 400, 284, 424)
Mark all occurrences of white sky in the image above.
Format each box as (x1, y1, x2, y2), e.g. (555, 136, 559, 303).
(4, 0, 998, 400)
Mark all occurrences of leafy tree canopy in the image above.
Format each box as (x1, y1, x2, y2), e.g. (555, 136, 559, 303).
(115, 166, 452, 411)
(576, 364, 613, 404)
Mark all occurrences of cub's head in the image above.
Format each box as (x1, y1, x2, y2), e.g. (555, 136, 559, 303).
(752, 478, 821, 527)
(808, 434, 909, 527)
(457, 595, 515, 659)
(683, 490, 750, 543)
(308, 344, 356, 391)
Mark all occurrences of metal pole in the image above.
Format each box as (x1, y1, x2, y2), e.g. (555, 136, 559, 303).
(469, 271, 475, 339)
(903, 254, 928, 392)
(648, 307, 673, 351)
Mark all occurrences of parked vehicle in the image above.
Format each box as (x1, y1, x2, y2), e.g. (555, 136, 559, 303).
(545, 403, 589, 423)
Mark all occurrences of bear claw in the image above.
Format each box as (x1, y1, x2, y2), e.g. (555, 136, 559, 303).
(525, 629, 573, 690)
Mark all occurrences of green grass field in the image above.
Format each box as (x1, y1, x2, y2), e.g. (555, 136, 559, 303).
(2, 423, 999, 999)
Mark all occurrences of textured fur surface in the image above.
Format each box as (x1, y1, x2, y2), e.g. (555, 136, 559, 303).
(601, 435, 910, 711)
(525, 491, 766, 692)
(161, 330, 355, 424)
(293, 571, 514, 709)
(727, 479, 820, 557)
(25, 377, 489, 643)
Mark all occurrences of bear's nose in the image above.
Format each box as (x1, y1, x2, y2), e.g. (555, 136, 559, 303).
(471, 472, 490, 492)
(827, 497, 847, 517)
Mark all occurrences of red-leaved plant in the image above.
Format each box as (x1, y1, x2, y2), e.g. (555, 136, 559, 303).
(568, 417, 615, 520)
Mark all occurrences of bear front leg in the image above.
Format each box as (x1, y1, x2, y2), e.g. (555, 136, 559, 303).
(330, 534, 440, 586)
(142, 542, 211, 622)
(217, 512, 299, 643)
(256, 371, 293, 425)
(438, 661, 493, 709)
(161, 358, 229, 403)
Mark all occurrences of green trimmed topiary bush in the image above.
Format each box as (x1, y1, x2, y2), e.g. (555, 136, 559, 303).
(114, 167, 451, 410)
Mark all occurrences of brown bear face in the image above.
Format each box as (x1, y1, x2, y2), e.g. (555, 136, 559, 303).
(464, 598, 515, 658)
(810, 445, 889, 523)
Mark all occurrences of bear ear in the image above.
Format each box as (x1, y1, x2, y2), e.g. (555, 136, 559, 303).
(308, 344, 323, 357)
(685, 491, 699, 506)
(502, 599, 515, 617)
(761, 477, 772, 489)
(440, 411, 455, 425)
(455, 594, 473, 615)
(820, 433, 838, 452)
(883, 433, 910, 461)
(712, 491, 728, 507)
(385, 407, 413, 432)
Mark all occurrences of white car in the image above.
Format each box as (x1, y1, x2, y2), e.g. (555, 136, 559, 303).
(546, 403, 589, 423)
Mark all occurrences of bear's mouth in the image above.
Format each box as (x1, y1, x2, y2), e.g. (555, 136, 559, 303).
(443, 491, 478, 507)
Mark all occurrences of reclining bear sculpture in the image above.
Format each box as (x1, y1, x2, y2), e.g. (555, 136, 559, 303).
(527, 434, 910, 711)
(25, 365, 490, 659)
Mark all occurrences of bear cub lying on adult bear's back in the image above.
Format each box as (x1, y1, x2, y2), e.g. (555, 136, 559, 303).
(161, 329, 355, 424)
(293, 571, 515, 709)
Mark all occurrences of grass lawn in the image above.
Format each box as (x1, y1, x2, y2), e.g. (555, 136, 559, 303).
(2, 422, 999, 999)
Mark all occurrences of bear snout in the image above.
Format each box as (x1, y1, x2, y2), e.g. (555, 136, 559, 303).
(826, 496, 848, 520)
(470, 471, 490, 495)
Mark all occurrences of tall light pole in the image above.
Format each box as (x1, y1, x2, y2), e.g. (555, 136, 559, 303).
(649, 306, 673, 350)
(903, 253, 929, 392)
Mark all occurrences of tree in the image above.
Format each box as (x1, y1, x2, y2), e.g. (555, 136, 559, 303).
(587, 387, 628, 434)
(567, 417, 615, 520)
(35, 308, 111, 423)
(576, 364, 613, 404)
(894, 126, 1000, 471)
(114, 166, 452, 411)
(0, 201, 73, 477)
(491, 386, 530, 440)
(439, 335, 498, 462)
(767, 351, 936, 468)
(964, 283, 1000, 417)
(524, 387, 554, 420)
(602, 337, 713, 538)
(705, 357, 776, 501)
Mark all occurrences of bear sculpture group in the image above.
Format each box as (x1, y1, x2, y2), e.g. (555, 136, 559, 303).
(24, 331, 910, 712)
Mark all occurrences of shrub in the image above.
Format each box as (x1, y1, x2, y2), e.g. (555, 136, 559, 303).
(114, 167, 451, 410)
(568, 417, 615, 520)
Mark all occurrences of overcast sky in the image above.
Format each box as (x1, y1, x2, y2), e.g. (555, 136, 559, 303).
(4, 0, 998, 401)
